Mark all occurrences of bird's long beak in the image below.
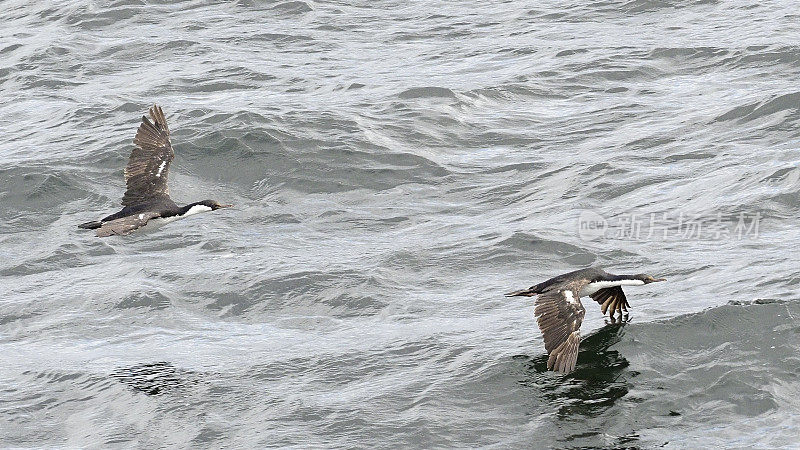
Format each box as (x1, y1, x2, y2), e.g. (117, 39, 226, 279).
(221, 204, 234, 208)
(653, 278, 666, 283)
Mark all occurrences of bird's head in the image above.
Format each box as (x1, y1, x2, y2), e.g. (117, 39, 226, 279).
(633, 273, 666, 284)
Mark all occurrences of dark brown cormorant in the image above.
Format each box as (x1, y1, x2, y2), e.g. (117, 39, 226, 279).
(506, 267, 665, 373)
(79, 105, 231, 237)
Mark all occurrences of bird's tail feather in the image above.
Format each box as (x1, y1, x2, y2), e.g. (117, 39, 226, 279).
(78, 221, 102, 229)
(505, 288, 538, 297)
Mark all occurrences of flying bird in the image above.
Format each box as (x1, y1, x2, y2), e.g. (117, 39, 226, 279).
(79, 105, 231, 237)
(506, 267, 665, 373)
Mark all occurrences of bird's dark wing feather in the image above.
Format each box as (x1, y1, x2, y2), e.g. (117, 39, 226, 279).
(121, 105, 174, 206)
(534, 289, 586, 373)
(590, 286, 630, 317)
(96, 211, 161, 237)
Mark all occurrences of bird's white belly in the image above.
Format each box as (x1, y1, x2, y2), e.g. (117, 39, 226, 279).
(144, 215, 183, 230)
(580, 284, 603, 297)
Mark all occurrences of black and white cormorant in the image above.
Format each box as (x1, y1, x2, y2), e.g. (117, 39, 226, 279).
(506, 267, 665, 373)
(79, 105, 231, 237)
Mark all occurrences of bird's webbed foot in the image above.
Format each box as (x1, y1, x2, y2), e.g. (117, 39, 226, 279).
(606, 311, 630, 325)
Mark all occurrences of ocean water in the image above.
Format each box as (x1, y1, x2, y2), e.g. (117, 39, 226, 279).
(2, 0, 800, 448)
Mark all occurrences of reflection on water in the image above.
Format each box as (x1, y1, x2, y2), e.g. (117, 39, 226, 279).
(514, 323, 632, 416)
(110, 362, 198, 396)
(512, 323, 641, 447)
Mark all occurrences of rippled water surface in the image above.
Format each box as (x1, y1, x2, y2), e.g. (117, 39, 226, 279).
(2, 0, 800, 448)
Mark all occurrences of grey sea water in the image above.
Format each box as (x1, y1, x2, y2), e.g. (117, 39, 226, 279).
(2, 0, 800, 448)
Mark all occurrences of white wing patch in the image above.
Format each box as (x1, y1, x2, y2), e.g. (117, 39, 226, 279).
(155, 161, 167, 178)
(562, 290, 579, 305)
(138, 214, 144, 220)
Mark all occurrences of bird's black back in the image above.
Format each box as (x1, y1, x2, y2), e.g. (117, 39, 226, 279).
(531, 267, 611, 293)
(101, 197, 179, 222)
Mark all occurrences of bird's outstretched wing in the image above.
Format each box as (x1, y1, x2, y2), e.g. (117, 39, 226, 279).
(590, 286, 629, 317)
(96, 211, 161, 237)
(121, 105, 174, 206)
(534, 289, 586, 373)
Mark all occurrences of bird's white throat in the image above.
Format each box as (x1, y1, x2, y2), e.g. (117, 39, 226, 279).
(145, 204, 213, 229)
(580, 279, 645, 297)
(182, 204, 213, 217)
